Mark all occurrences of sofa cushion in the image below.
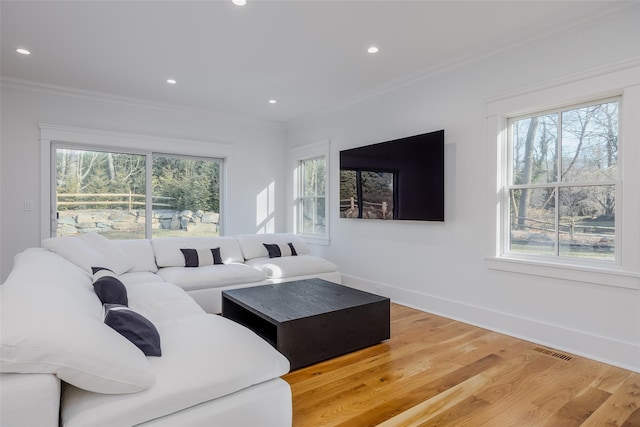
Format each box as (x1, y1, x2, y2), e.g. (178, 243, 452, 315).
(92, 267, 128, 306)
(236, 233, 311, 260)
(124, 281, 205, 323)
(156, 264, 266, 291)
(42, 232, 134, 274)
(0, 373, 61, 427)
(61, 314, 290, 427)
(152, 237, 244, 267)
(180, 247, 223, 267)
(0, 248, 155, 394)
(245, 254, 338, 279)
(117, 271, 165, 286)
(103, 304, 162, 357)
(113, 239, 158, 273)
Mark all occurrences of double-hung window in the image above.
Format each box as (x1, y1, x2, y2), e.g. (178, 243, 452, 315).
(290, 140, 330, 242)
(298, 156, 327, 236)
(505, 98, 619, 262)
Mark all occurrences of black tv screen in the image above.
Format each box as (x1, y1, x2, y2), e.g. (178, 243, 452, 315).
(339, 129, 444, 221)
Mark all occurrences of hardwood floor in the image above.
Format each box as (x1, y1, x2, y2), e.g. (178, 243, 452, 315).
(283, 304, 640, 427)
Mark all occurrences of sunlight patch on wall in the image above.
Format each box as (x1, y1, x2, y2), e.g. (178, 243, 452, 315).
(256, 181, 275, 233)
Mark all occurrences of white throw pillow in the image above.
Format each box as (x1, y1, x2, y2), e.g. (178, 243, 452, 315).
(113, 239, 158, 273)
(79, 232, 135, 274)
(41, 235, 102, 273)
(152, 237, 245, 267)
(236, 234, 311, 260)
(0, 249, 155, 394)
(42, 232, 134, 275)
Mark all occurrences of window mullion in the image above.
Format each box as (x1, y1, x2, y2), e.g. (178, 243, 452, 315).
(145, 152, 153, 239)
(554, 186, 560, 256)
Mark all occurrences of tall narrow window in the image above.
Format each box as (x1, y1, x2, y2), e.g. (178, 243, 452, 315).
(299, 157, 326, 235)
(506, 98, 618, 261)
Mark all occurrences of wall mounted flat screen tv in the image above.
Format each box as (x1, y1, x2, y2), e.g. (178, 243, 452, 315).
(339, 129, 444, 221)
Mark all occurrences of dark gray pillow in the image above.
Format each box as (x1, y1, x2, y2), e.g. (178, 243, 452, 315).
(263, 243, 298, 258)
(103, 304, 161, 357)
(92, 267, 128, 306)
(180, 248, 223, 267)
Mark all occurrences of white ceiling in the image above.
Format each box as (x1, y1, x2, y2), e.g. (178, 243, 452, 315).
(0, 1, 629, 124)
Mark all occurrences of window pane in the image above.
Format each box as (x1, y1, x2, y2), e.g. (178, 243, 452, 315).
(316, 159, 326, 196)
(340, 170, 358, 217)
(361, 171, 394, 220)
(302, 158, 325, 198)
(558, 186, 615, 260)
(152, 156, 221, 237)
(512, 114, 558, 185)
(301, 197, 325, 234)
(561, 101, 618, 183)
(55, 148, 146, 239)
(509, 187, 556, 256)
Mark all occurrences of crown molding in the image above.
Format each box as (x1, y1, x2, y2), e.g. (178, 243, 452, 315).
(0, 77, 284, 131)
(288, 2, 639, 129)
(485, 57, 640, 107)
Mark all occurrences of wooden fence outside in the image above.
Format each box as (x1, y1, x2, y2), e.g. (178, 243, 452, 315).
(340, 197, 391, 219)
(57, 193, 174, 211)
(511, 215, 614, 240)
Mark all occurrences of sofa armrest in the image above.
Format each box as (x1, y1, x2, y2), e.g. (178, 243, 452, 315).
(0, 373, 60, 427)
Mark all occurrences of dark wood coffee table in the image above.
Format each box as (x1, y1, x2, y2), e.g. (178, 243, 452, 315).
(222, 278, 390, 370)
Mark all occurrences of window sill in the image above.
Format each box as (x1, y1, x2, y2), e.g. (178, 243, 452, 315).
(296, 234, 330, 246)
(485, 256, 640, 290)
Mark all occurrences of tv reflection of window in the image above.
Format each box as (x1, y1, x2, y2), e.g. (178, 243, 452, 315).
(361, 171, 394, 220)
(339, 169, 395, 220)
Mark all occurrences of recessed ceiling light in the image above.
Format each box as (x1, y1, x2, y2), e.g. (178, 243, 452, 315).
(16, 48, 31, 55)
(166, 79, 177, 84)
(367, 46, 379, 54)
(268, 99, 277, 104)
(232, 0, 246, 6)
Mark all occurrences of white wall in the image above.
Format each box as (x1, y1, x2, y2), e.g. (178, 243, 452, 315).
(0, 83, 287, 281)
(287, 8, 640, 371)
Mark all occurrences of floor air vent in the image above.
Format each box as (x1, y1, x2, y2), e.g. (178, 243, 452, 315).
(532, 347, 573, 361)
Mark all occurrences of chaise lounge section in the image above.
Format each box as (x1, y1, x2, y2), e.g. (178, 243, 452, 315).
(1, 232, 340, 426)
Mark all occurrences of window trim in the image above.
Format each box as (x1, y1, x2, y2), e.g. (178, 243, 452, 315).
(289, 140, 330, 245)
(485, 62, 640, 289)
(40, 124, 232, 239)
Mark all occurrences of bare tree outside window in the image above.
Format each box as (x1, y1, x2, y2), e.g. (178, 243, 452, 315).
(508, 99, 618, 260)
(299, 157, 326, 235)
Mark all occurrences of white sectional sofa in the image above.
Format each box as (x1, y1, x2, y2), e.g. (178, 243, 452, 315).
(0, 232, 340, 426)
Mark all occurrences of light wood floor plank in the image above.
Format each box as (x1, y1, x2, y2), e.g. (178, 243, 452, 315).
(580, 373, 640, 427)
(283, 304, 639, 427)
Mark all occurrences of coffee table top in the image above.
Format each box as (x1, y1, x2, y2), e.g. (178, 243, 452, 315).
(222, 278, 388, 323)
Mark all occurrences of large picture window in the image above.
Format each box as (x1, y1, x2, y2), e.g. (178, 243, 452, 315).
(505, 98, 619, 261)
(53, 146, 222, 239)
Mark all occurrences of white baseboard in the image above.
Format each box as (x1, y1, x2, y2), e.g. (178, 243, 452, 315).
(342, 275, 640, 373)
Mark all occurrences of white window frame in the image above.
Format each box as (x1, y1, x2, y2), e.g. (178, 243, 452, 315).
(40, 124, 232, 239)
(485, 62, 640, 289)
(289, 140, 330, 245)
(504, 97, 620, 263)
